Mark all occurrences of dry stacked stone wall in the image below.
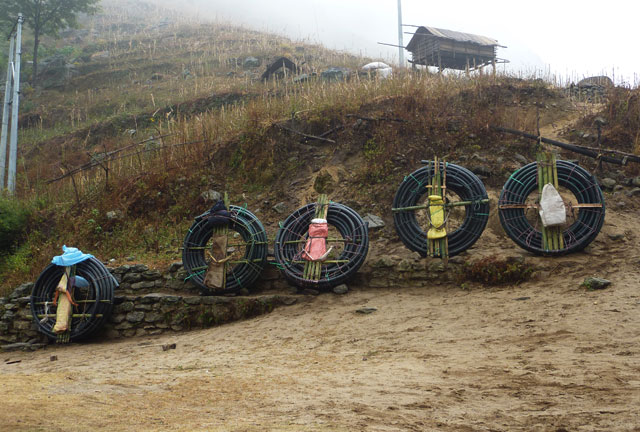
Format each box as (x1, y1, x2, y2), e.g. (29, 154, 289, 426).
(0, 262, 297, 349)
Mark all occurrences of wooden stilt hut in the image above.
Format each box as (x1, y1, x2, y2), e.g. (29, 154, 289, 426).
(405, 26, 505, 74)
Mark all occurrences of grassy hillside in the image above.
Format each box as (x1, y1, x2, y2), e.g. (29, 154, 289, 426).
(1, 0, 638, 291)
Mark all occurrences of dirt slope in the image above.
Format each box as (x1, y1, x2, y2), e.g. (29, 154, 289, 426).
(1, 202, 639, 431)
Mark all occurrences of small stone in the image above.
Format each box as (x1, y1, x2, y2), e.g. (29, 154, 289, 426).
(631, 177, 640, 187)
(627, 188, 640, 197)
(131, 281, 156, 290)
(514, 297, 531, 301)
(470, 153, 488, 163)
(12, 321, 31, 331)
(140, 293, 163, 304)
(302, 289, 320, 296)
(142, 270, 161, 281)
(374, 255, 396, 268)
(582, 277, 611, 290)
(106, 210, 123, 220)
(600, 178, 616, 190)
(333, 284, 348, 295)
(162, 296, 182, 304)
(470, 165, 492, 177)
(280, 296, 297, 306)
(356, 307, 377, 314)
(162, 343, 176, 351)
(395, 259, 413, 272)
(50, 355, 58, 362)
(110, 314, 126, 324)
(608, 233, 625, 241)
(168, 262, 183, 273)
(131, 264, 149, 273)
(272, 202, 286, 214)
(183, 297, 202, 305)
(126, 311, 145, 323)
(514, 153, 529, 165)
(144, 312, 163, 323)
(363, 214, 385, 229)
(122, 273, 142, 283)
(200, 190, 221, 203)
(242, 56, 260, 68)
(427, 261, 445, 273)
(11, 283, 33, 298)
(126, 256, 135, 262)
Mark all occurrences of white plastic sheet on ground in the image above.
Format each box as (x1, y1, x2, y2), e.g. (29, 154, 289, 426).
(539, 183, 567, 227)
(362, 62, 392, 79)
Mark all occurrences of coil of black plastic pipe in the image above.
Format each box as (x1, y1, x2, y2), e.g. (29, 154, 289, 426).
(30, 257, 117, 341)
(182, 205, 268, 295)
(392, 161, 490, 257)
(274, 202, 369, 290)
(498, 160, 605, 255)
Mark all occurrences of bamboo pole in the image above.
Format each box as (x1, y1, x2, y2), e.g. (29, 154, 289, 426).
(537, 153, 549, 251)
(303, 194, 329, 281)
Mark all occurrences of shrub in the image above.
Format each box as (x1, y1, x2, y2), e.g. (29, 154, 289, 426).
(0, 196, 31, 255)
(459, 255, 535, 285)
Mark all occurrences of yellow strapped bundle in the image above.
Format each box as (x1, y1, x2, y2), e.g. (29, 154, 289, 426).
(427, 195, 446, 239)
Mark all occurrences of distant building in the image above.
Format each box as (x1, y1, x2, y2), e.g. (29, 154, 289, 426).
(405, 26, 505, 73)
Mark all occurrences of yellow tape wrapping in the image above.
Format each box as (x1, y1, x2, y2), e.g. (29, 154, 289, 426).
(427, 195, 447, 240)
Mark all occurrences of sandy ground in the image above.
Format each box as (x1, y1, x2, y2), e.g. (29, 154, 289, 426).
(2, 206, 640, 431)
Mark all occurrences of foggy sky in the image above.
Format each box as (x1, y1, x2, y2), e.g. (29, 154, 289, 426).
(157, 0, 639, 85)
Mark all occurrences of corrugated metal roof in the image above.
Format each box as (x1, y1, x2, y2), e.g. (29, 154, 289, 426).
(410, 26, 498, 47)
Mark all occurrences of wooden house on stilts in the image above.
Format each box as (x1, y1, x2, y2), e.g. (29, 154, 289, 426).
(405, 26, 505, 74)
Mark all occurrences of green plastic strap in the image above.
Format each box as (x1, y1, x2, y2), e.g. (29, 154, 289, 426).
(508, 169, 525, 186)
(184, 269, 205, 281)
(404, 173, 422, 185)
(269, 261, 286, 270)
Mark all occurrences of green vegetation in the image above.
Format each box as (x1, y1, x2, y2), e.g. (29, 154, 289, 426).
(458, 256, 536, 286)
(0, 0, 100, 80)
(0, 196, 31, 254)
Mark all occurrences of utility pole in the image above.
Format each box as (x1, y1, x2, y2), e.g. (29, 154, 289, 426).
(0, 37, 15, 190)
(1, 13, 23, 195)
(397, 0, 405, 66)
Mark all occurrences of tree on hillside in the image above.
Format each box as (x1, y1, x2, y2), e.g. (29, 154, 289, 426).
(0, 0, 99, 82)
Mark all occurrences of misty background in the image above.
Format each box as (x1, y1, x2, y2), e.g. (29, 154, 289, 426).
(154, 0, 638, 85)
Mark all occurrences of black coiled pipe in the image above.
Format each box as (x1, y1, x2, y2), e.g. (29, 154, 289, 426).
(30, 257, 117, 341)
(274, 202, 369, 289)
(498, 160, 605, 255)
(182, 206, 268, 295)
(393, 162, 490, 257)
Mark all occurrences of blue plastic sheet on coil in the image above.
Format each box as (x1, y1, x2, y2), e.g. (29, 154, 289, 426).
(51, 245, 94, 267)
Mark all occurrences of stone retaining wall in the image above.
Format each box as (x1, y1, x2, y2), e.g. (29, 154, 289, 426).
(0, 261, 296, 349)
(0, 254, 456, 350)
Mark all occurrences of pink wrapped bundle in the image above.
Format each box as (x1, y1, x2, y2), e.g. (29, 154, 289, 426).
(302, 219, 332, 261)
